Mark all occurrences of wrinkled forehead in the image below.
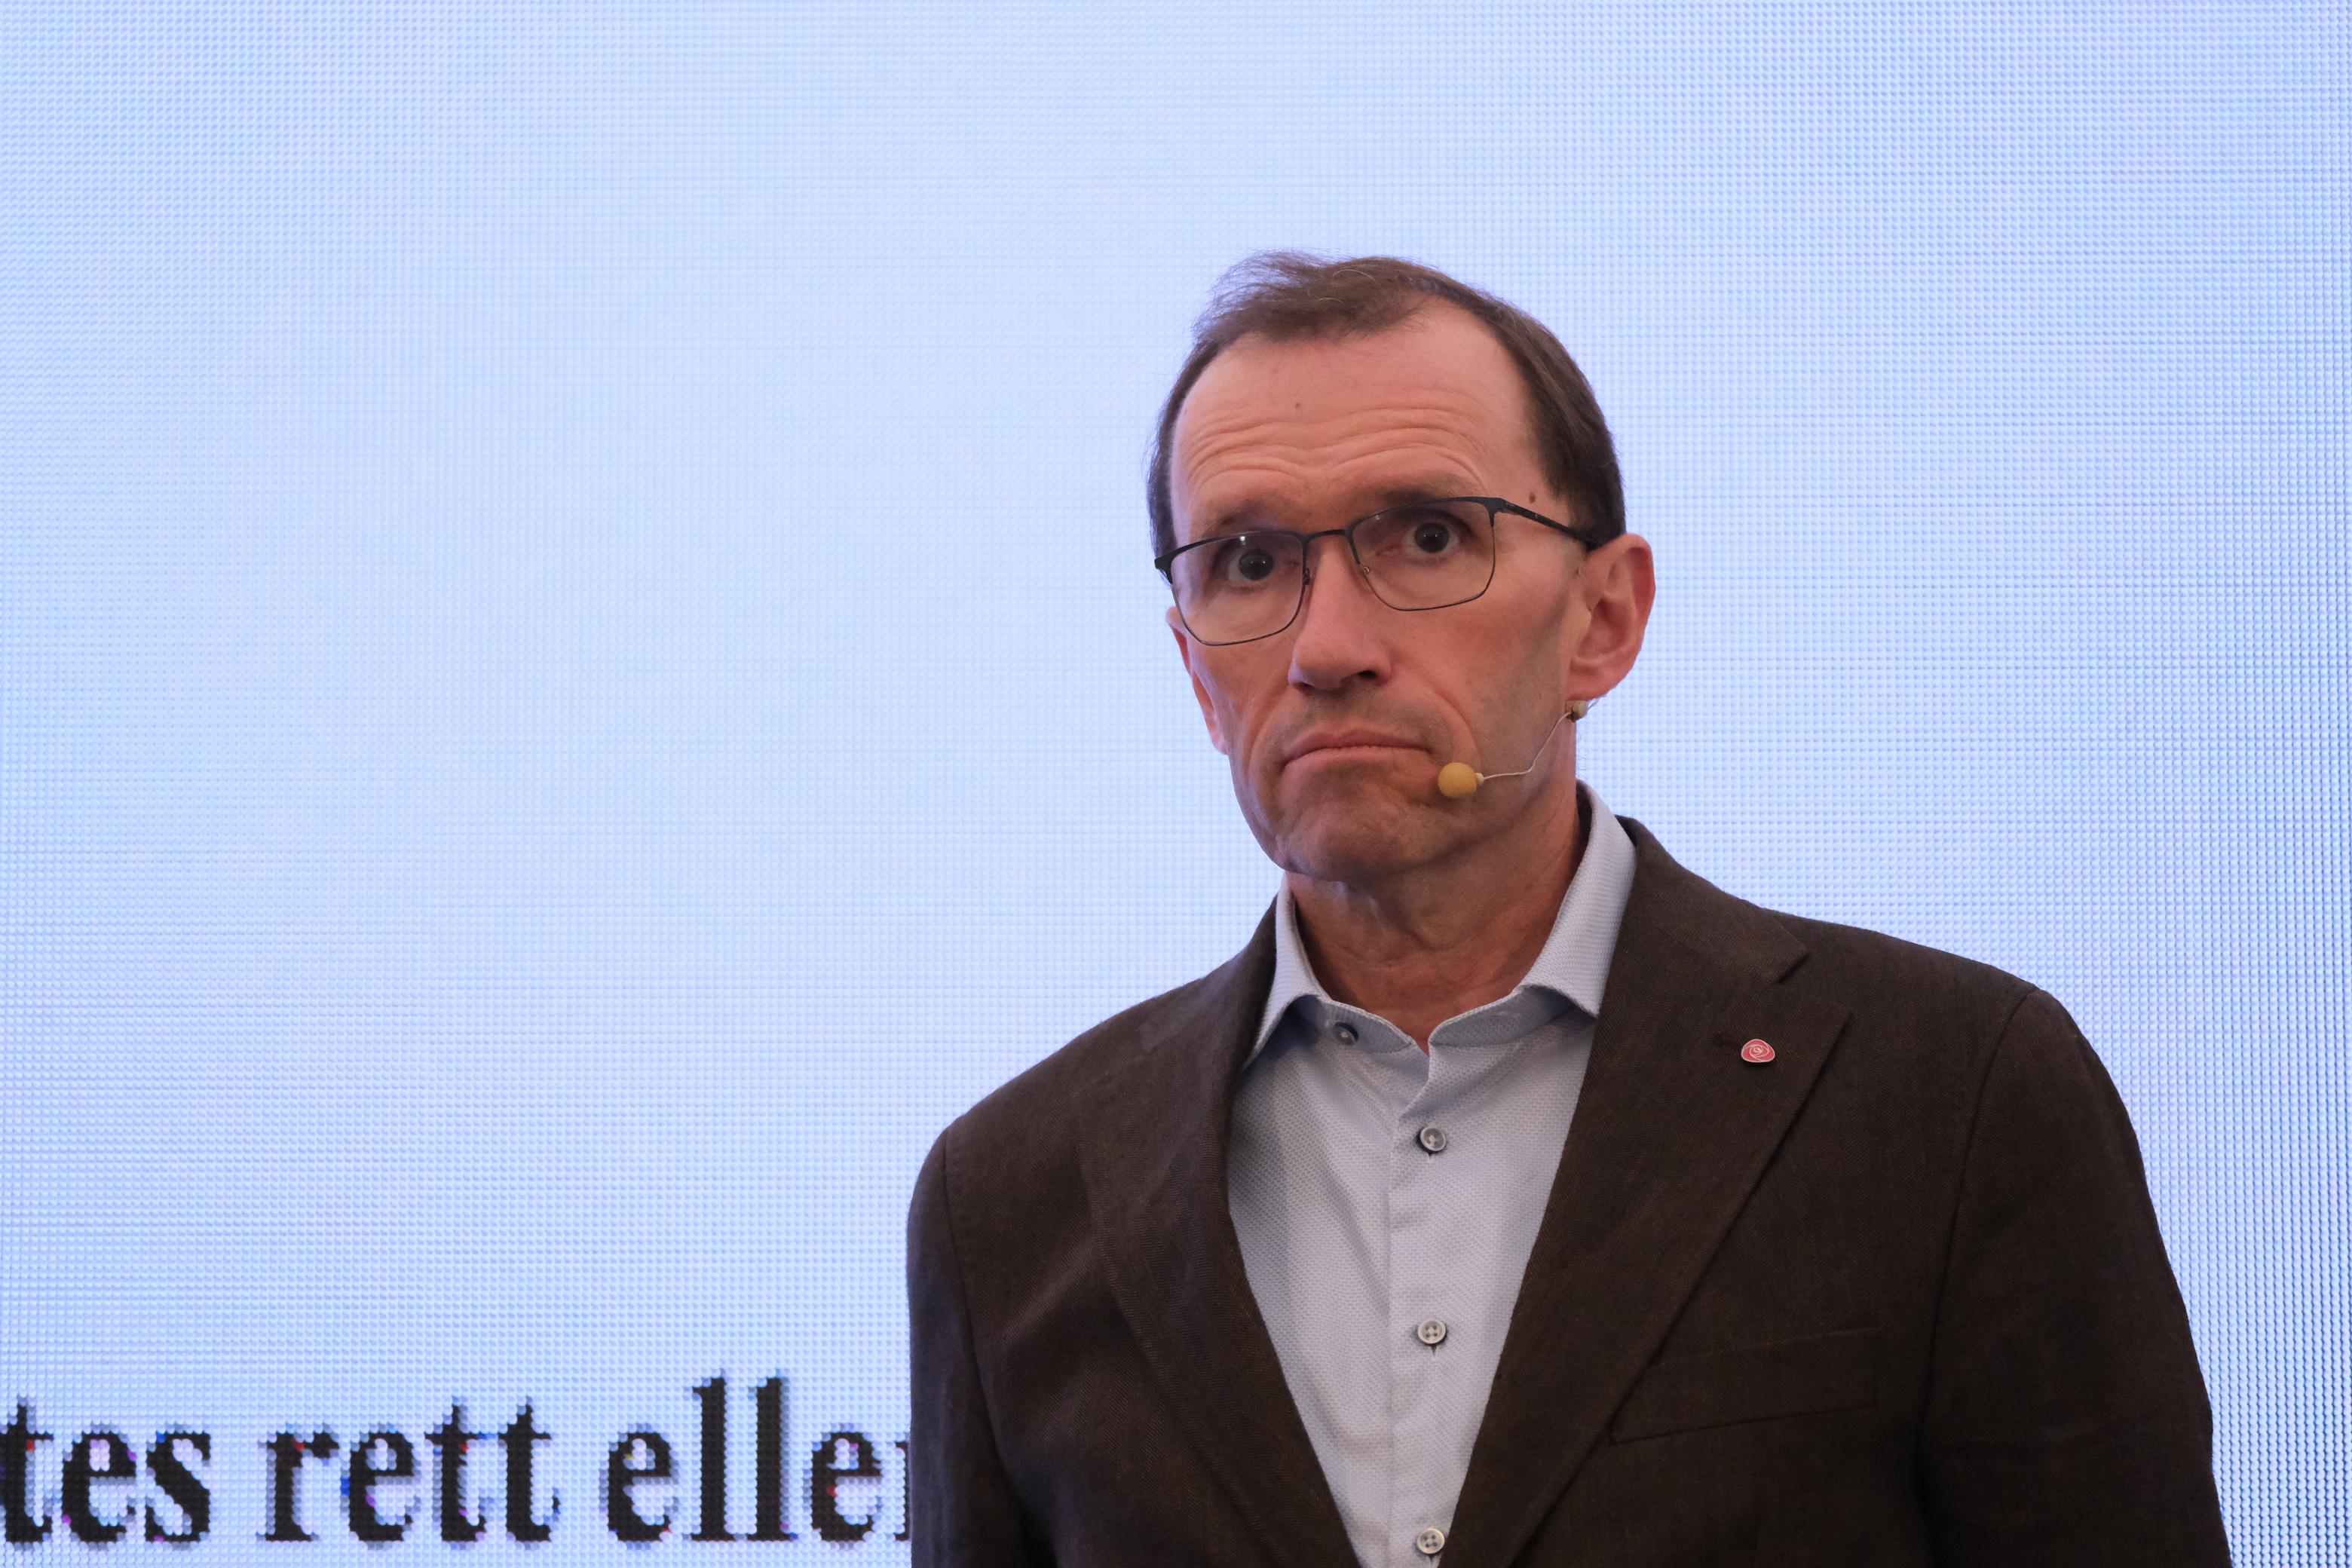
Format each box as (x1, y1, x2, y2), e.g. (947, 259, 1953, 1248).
(1170, 307, 1542, 542)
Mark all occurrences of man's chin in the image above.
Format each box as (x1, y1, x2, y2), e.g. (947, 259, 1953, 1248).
(1266, 810, 1453, 889)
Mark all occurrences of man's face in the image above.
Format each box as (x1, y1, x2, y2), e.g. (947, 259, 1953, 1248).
(1168, 305, 1619, 886)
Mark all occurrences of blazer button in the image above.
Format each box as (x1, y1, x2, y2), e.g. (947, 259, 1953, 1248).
(1416, 1525, 1447, 1556)
(1417, 1125, 1448, 1154)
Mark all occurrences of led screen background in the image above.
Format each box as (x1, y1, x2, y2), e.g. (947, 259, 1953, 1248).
(2, 2, 2344, 1560)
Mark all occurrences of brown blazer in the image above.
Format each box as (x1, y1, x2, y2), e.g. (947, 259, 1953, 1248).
(908, 819, 2229, 1566)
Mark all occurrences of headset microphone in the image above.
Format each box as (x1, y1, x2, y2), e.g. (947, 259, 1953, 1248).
(1436, 700, 1590, 800)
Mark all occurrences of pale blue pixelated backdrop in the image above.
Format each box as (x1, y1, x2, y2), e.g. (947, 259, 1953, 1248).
(2, 3, 2344, 1560)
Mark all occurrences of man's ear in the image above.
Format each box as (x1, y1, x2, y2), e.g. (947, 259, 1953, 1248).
(1564, 533, 1655, 703)
(1168, 608, 1230, 755)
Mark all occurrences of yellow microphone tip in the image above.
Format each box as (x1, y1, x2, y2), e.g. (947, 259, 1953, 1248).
(1436, 762, 1481, 800)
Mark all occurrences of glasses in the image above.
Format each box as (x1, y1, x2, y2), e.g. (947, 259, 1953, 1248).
(1155, 495, 1606, 646)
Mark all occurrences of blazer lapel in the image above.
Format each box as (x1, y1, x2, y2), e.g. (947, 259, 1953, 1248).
(1443, 821, 1851, 1568)
(1078, 908, 1359, 1566)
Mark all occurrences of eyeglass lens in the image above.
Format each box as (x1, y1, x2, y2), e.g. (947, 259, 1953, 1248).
(1169, 499, 1499, 644)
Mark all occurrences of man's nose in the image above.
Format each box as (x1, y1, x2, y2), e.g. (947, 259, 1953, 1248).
(1288, 534, 1392, 691)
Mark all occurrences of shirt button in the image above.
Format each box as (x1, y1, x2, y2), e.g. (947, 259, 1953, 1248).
(1334, 1022, 1358, 1043)
(1416, 1318, 1448, 1346)
(1417, 1124, 1448, 1154)
(1416, 1525, 1447, 1556)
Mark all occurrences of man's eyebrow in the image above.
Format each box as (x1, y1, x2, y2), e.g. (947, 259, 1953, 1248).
(1366, 476, 1482, 508)
(1184, 476, 1483, 541)
(1188, 501, 1285, 540)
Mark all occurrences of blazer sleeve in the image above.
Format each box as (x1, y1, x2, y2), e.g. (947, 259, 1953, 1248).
(1920, 986, 2232, 1565)
(908, 1126, 1043, 1567)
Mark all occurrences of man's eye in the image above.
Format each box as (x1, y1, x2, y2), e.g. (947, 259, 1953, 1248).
(1216, 541, 1283, 584)
(1408, 519, 1460, 555)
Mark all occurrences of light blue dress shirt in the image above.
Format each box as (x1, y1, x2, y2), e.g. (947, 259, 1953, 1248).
(1226, 785, 1636, 1568)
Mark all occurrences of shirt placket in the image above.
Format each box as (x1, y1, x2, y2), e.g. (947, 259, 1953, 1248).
(1386, 1040, 1472, 1566)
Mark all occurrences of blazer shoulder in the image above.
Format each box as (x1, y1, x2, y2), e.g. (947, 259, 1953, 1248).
(1620, 816, 2040, 1046)
(948, 985, 1160, 1138)
(1774, 905, 2038, 1021)
(1624, 818, 2049, 1097)
(919, 944, 1260, 1210)
(1748, 904, 2103, 1132)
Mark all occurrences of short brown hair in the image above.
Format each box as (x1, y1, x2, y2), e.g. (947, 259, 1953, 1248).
(1147, 253, 1625, 559)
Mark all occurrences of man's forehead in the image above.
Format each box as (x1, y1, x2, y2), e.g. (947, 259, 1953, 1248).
(1171, 307, 1537, 527)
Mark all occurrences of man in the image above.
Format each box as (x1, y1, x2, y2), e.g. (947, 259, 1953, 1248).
(908, 254, 2228, 1566)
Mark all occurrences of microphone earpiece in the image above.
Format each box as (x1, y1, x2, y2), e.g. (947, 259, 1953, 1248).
(1438, 700, 1590, 800)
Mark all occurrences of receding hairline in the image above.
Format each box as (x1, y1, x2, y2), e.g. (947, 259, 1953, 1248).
(1147, 253, 1625, 563)
(1166, 303, 1552, 531)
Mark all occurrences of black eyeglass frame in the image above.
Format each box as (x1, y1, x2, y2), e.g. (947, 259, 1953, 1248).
(1153, 495, 1609, 646)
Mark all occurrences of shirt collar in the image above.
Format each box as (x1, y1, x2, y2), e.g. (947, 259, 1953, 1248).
(1248, 782, 1637, 1063)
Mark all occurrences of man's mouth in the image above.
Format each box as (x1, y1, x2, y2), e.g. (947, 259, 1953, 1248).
(1285, 731, 1426, 765)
